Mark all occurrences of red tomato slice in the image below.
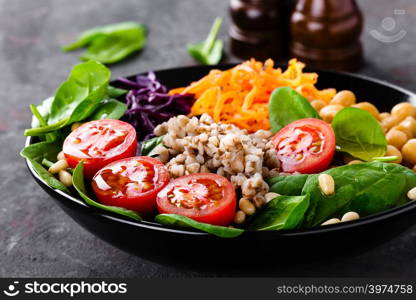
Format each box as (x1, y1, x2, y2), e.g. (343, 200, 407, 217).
(272, 118, 335, 174)
(91, 156, 170, 214)
(63, 119, 137, 179)
(156, 173, 237, 226)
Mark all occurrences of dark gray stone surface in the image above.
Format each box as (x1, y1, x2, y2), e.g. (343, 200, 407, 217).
(1, 0, 415, 277)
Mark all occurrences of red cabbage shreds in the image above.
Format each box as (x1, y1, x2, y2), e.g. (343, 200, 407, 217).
(115, 72, 195, 141)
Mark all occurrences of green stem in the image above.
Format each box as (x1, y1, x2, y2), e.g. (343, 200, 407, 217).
(202, 17, 222, 55)
(372, 156, 399, 162)
(41, 158, 54, 168)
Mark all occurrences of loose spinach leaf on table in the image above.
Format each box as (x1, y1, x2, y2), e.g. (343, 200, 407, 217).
(267, 162, 416, 228)
(155, 214, 243, 238)
(24, 60, 111, 136)
(187, 17, 223, 65)
(140, 136, 164, 156)
(72, 161, 142, 221)
(63, 22, 147, 64)
(249, 195, 310, 231)
(89, 99, 127, 121)
(332, 107, 387, 161)
(268, 87, 321, 133)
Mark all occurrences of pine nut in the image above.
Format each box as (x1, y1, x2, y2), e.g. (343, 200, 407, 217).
(318, 174, 335, 196)
(48, 159, 68, 174)
(265, 192, 280, 203)
(239, 198, 255, 215)
(321, 218, 341, 226)
(58, 170, 73, 187)
(234, 210, 246, 224)
(407, 187, 416, 200)
(57, 151, 65, 161)
(341, 211, 360, 222)
(71, 122, 83, 131)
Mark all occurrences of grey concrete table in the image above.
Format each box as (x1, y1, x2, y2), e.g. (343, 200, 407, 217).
(1, 0, 416, 277)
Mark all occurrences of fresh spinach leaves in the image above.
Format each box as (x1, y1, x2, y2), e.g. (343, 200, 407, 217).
(24, 60, 111, 136)
(63, 22, 147, 64)
(28, 159, 71, 194)
(187, 18, 223, 65)
(332, 107, 387, 161)
(140, 136, 164, 156)
(72, 161, 142, 221)
(268, 87, 321, 133)
(249, 195, 310, 231)
(155, 214, 243, 238)
(107, 85, 128, 98)
(89, 99, 127, 121)
(268, 162, 416, 227)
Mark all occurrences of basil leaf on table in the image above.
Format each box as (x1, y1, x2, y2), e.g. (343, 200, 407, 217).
(28, 159, 71, 194)
(89, 99, 127, 121)
(332, 107, 387, 161)
(72, 161, 142, 221)
(24, 60, 111, 136)
(249, 195, 310, 231)
(267, 162, 416, 228)
(140, 136, 164, 156)
(107, 85, 128, 98)
(155, 214, 243, 238)
(187, 17, 223, 65)
(63, 22, 147, 64)
(268, 87, 321, 133)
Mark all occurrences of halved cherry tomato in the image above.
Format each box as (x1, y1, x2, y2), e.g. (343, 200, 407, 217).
(63, 119, 137, 179)
(156, 173, 237, 226)
(91, 156, 170, 214)
(272, 118, 335, 174)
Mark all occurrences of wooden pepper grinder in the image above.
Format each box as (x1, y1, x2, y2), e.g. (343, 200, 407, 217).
(290, 0, 363, 71)
(229, 0, 295, 61)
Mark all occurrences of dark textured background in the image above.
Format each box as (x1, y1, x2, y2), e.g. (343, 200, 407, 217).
(1, 0, 416, 277)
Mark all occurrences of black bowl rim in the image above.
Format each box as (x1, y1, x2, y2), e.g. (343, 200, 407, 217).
(25, 63, 416, 238)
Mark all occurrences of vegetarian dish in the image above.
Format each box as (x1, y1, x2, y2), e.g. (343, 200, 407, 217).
(21, 59, 416, 238)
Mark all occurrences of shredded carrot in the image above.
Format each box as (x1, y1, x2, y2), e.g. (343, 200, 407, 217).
(170, 58, 336, 132)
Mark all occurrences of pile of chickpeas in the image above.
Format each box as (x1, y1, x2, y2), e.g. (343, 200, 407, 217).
(309, 90, 416, 170)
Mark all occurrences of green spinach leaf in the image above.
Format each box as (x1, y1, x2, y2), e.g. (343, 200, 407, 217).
(63, 22, 146, 64)
(268, 87, 321, 133)
(28, 159, 71, 194)
(140, 136, 164, 156)
(332, 107, 387, 161)
(89, 99, 127, 120)
(72, 161, 142, 221)
(249, 195, 310, 231)
(155, 214, 243, 238)
(24, 60, 111, 136)
(107, 85, 127, 98)
(267, 174, 309, 196)
(187, 18, 223, 65)
(20, 140, 62, 163)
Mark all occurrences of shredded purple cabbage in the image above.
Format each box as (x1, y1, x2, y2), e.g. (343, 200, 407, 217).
(115, 72, 195, 141)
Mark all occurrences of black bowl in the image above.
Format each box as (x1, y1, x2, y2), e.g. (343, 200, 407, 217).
(25, 64, 416, 267)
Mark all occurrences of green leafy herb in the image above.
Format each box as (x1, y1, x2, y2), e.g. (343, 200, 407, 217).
(140, 136, 164, 156)
(20, 140, 62, 163)
(187, 17, 223, 65)
(107, 85, 128, 98)
(63, 21, 147, 64)
(24, 60, 111, 136)
(30, 97, 54, 128)
(267, 174, 309, 196)
(249, 195, 310, 231)
(268, 87, 321, 133)
(155, 214, 243, 238)
(72, 161, 142, 221)
(268, 162, 416, 228)
(28, 159, 71, 194)
(332, 107, 387, 161)
(89, 99, 127, 120)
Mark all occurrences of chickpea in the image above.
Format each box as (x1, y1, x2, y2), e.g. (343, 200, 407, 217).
(385, 145, 402, 163)
(392, 124, 413, 139)
(352, 102, 380, 120)
(381, 115, 400, 131)
(401, 139, 416, 165)
(391, 102, 416, 122)
(330, 90, 356, 106)
(310, 100, 327, 112)
(386, 129, 408, 149)
(319, 104, 344, 123)
(400, 116, 416, 137)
